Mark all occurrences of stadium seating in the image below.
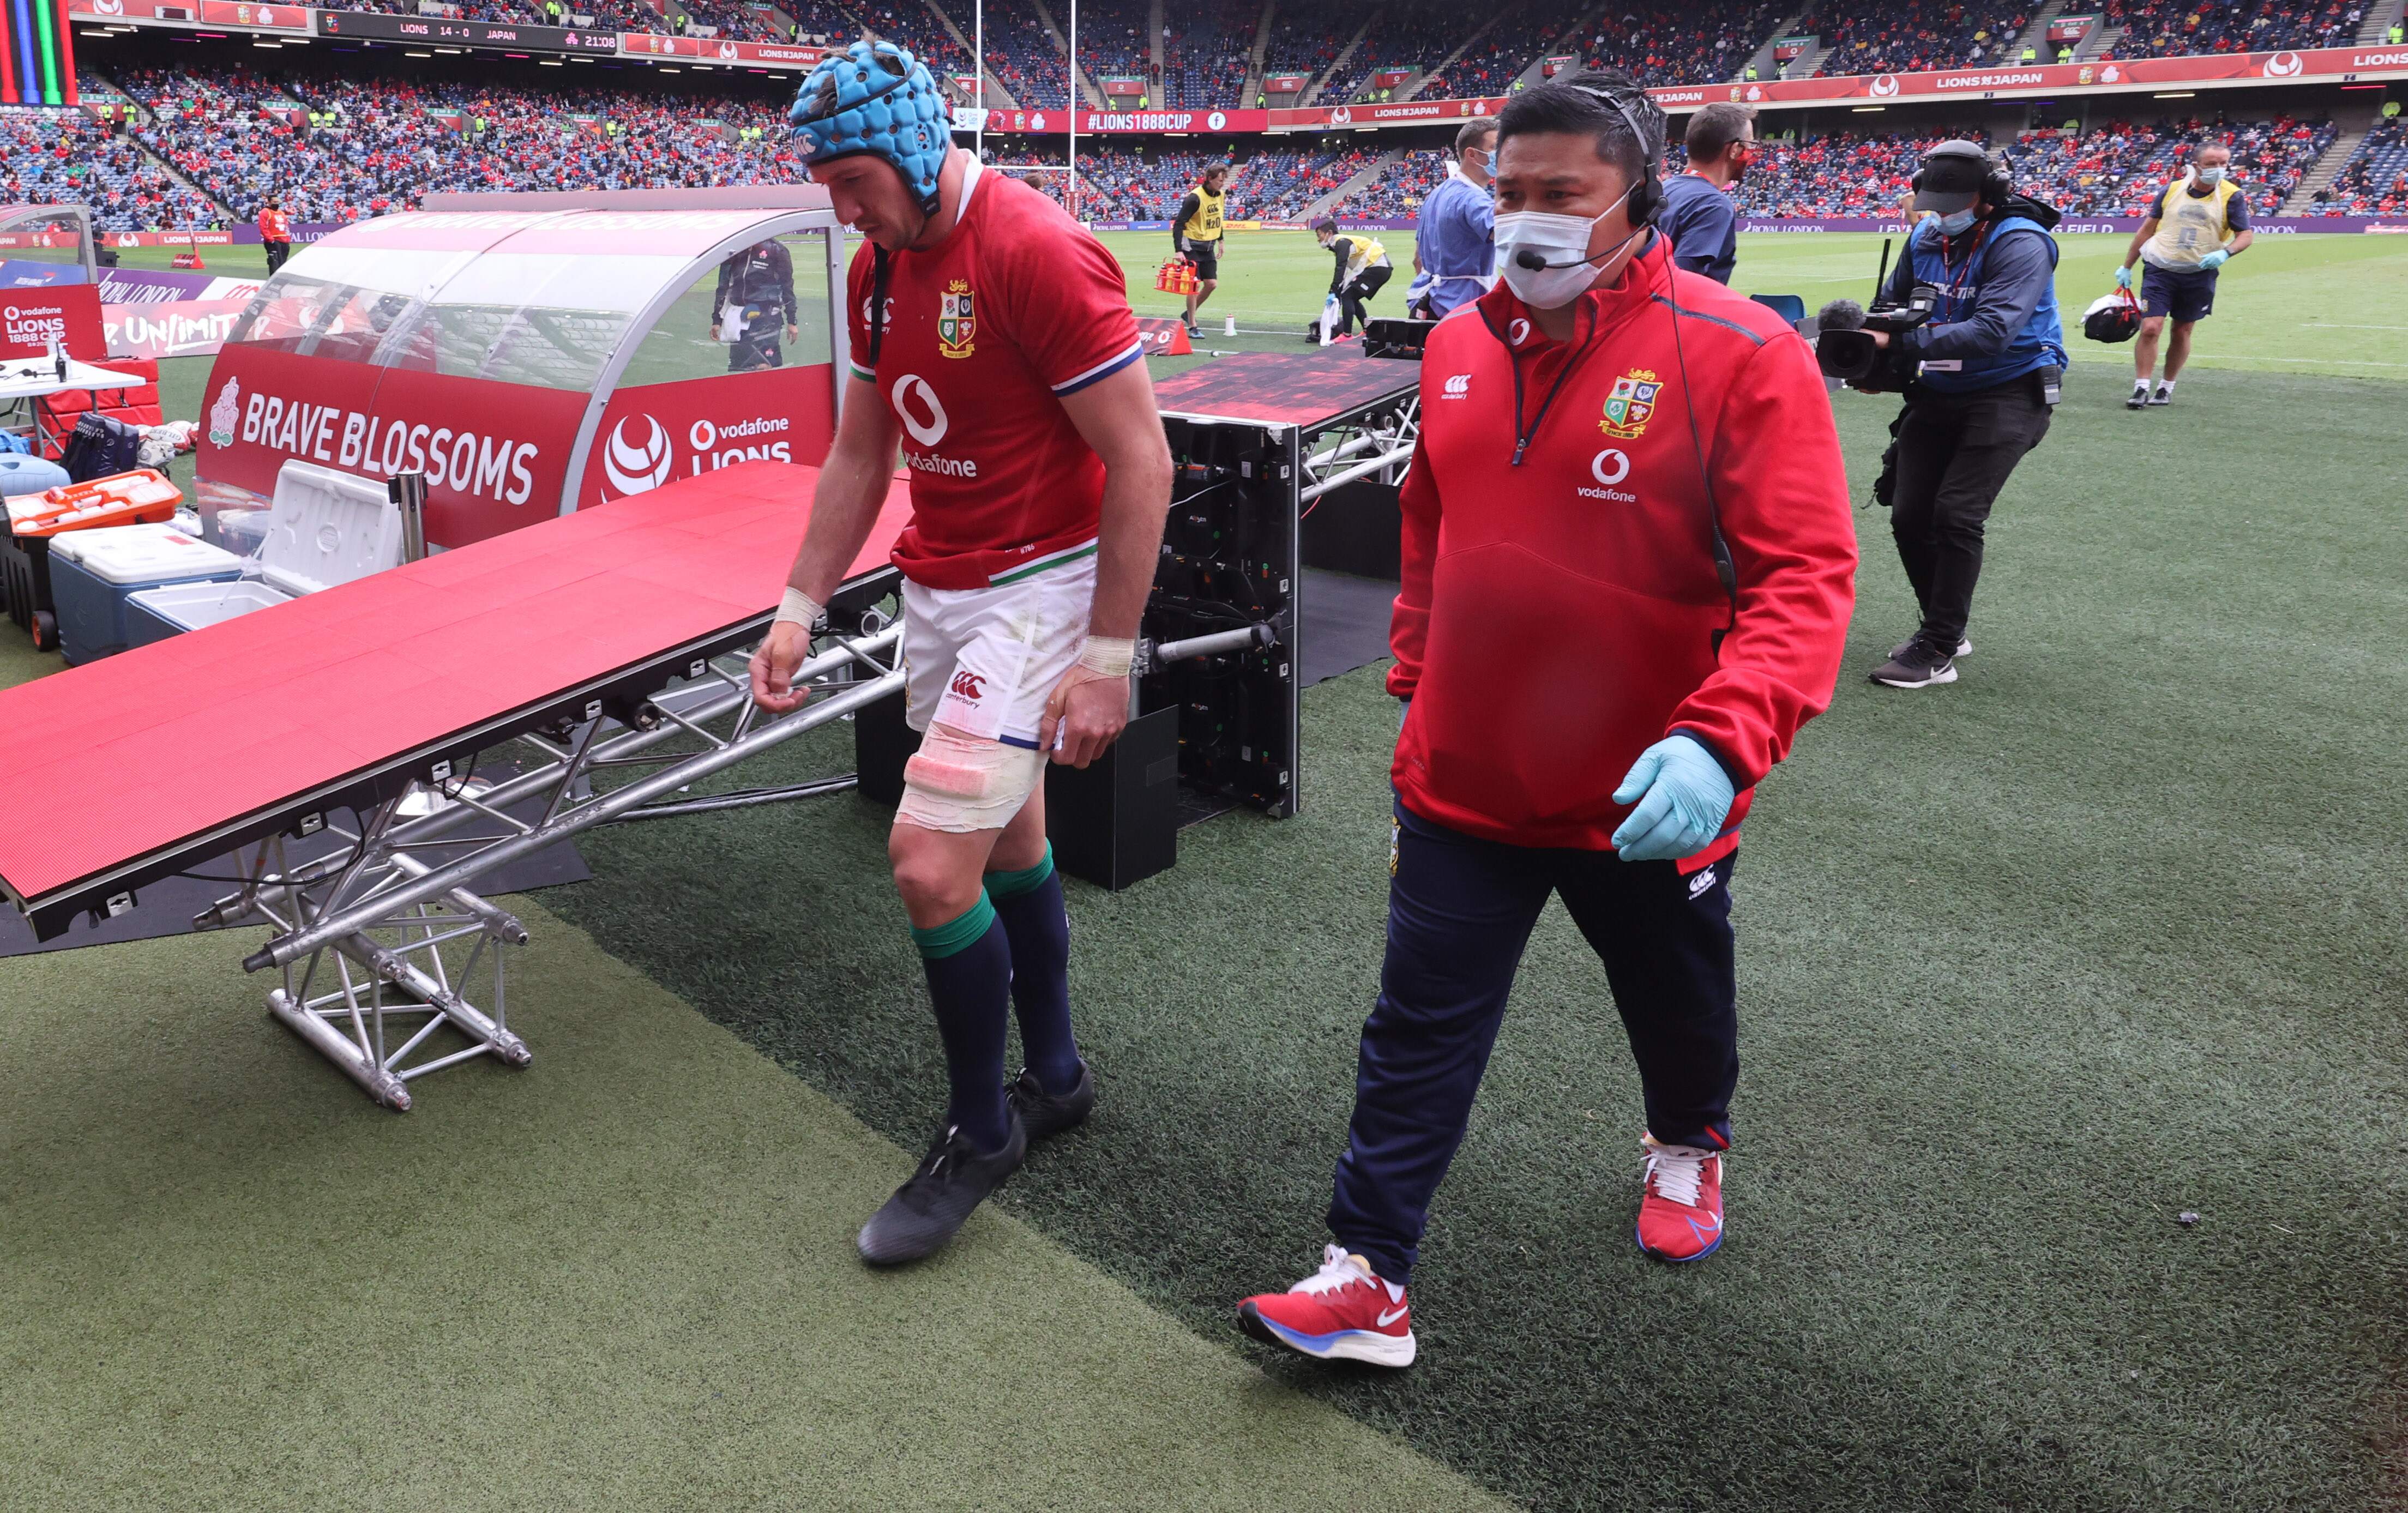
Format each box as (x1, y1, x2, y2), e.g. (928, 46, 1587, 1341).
(2096, 0, 2362, 59)
(1163, 0, 1256, 108)
(1731, 115, 2335, 218)
(0, 104, 218, 231)
(674, 0, 788, 44)
(1072, 0, 1153, 95)
(2311, 118, 2408, 214)
(1259, 0, 1353, 94)
(1331, 148, 1446, 216)
(779, 0, 864, 41)
(1796, 0, 2032, 75)
(974, 0, 1075, 109)
(1562, 1, 1787, 89)
(1319, 1, 1483, 103)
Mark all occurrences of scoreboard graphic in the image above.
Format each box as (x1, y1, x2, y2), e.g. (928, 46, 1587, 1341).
(2, 0, 79, 105)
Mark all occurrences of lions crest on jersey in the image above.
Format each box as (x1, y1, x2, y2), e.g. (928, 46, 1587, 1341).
(938, 279, 977, 359)
(1601, 368, 1661, 439)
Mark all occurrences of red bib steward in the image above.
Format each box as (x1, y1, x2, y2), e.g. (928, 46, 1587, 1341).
(1389, 236, 1857, 864)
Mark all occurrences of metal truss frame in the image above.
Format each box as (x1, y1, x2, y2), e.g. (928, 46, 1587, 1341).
(198, 623, 905, 1111)
(1298, 391, 1420, 506)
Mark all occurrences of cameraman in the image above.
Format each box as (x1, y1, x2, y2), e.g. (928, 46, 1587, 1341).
(1862, 140, 2065, 691)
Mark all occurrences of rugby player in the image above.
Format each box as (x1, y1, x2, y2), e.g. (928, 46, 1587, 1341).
(755, 41, 1173, 1265)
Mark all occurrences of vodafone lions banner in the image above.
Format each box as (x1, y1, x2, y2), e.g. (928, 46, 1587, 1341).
(0, 286, 106, 360)
(199, 345, 588, 549)
(580, 365, 836, 510)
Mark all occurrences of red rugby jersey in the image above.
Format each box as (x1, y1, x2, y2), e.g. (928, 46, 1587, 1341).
(847, 160, 1146, 589)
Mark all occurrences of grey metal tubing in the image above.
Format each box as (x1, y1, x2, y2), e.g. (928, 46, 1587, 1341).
(387, 854, 531, 945)
(372, 627, 900, 860)
(246, 667, 904, 973)
(1303, 431, 1386, 472)
(1156, 624, 1274, 663)
(1297, 443, 1416, 504)
(268, 988, 412, 1110)
(603, 775, 859, 823)
(328, 932, 531, 1068)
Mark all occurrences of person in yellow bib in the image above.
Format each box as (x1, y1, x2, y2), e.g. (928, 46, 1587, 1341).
(1313, 215, 1393, 337)
(2115, 143, 2255, 409)
(1172, 162, 1230, 338)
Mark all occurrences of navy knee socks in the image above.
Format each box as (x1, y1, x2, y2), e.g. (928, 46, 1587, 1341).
(910, 894, 1014, 1153)
(986, 842, 1082, 1095)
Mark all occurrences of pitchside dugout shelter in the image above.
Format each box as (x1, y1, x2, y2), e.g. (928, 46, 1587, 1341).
(195, 188, 853, 549)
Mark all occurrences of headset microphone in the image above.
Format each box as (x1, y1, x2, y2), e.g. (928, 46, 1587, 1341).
(1515, 247, 1611, 272)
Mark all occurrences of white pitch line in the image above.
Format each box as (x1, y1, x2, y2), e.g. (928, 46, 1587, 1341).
(2301, 322, 2408, 331)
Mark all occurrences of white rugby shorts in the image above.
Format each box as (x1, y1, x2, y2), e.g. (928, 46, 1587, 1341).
(901, 550, 1097, 751)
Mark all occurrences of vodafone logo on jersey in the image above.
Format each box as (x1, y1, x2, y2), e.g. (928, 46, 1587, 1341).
(604, 416, 672, 495)
(892, 375, 948, 445)
(1578, 448, 1636, 503)
(892, 373, 979, 479)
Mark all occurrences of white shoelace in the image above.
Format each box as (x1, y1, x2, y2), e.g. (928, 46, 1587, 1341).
(1645, 1142, 1713, 1208)
(1290, 1243, 1372, 1297)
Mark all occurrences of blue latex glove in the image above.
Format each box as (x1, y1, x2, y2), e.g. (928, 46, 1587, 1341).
(2199, 249, 2229, 270)
(2114, 265, 2134, 290)
(1610, 734, 1736, 862)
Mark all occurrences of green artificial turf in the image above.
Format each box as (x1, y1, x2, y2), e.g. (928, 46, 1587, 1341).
(543, 356, 2408, 1510)
(0, 902, 1508, 1513)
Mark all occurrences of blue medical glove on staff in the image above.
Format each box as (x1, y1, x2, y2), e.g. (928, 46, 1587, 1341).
(1611, 734, 1736, 862)
(2199, 249, 2229, 270)
(2114, 265, 2134, 289)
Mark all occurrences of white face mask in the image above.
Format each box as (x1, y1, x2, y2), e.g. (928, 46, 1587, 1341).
(1494, 184, 1641, 309)
(2192, 165, 2226, 185)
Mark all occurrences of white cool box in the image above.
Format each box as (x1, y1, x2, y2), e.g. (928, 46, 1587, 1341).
(124, 462, 402, 649)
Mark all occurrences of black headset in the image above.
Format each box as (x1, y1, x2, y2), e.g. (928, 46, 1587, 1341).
(1910, 140, 2012, 208)
(1530, 77, 1740, 626)
(1565, 79, 1666, 227)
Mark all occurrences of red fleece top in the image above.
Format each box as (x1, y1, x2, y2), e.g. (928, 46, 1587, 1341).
(1388, 237, 1856, 861)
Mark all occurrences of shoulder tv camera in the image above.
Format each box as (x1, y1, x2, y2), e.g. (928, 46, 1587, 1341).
(1815, 238, 1938, 394)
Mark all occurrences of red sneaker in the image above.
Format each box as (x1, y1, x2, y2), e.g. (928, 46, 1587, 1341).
(1635, 1132, 1725, 1262)
(1236, 1245, 1417, 1367)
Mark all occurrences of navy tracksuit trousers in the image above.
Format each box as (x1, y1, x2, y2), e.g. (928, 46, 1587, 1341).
(1328, 797, 1739, 1285)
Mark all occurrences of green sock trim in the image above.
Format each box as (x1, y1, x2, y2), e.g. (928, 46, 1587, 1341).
(984, 842, 1056, 901)
(911, 893, 998, 960)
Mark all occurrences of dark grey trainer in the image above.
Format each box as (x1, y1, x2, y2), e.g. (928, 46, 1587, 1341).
(1869, 636, 1959, 690)
(1008, 1058, 1095, 1142)
(1891, 634, 1971, 660)
(857, 1114, 1027, 1266)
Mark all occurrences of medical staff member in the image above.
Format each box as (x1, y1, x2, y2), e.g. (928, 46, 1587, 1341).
(710, 238, 799, 372)
(1172, 162, 1230, 339)
(2116, 142, 2254, 409)
(1235, 69, 1855, 1369)
(755, 41, 1172, 1266)
(1407, 118, 1496, 318)
(1657, 102, 1753, 284)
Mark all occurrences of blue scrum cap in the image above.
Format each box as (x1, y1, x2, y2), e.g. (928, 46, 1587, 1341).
(791, 39, 950, 216)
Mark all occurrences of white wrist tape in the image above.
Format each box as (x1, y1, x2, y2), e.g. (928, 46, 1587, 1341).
(773, 586, 824, 632)
(1077, 635, 1136, 678)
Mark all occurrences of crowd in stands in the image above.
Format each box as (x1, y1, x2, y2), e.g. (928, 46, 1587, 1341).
(852, 1, 974, 87)
(1552, 2, 1786, 89)
(1417, 4, 1578, 99)
(2098, 0, 2364, 58)
(1724, 114, 2333, 218)
(315, 0, 664, 37)
(672, 0, 787, 44)
(1340, 149, 1445, 215)
(1259, 0, 1354, 94)
(0, 106, 218, 232)
(979, 143, 1385, 224)
(779, 0, 864, 40)
(975, 0, 1074, 108)
(1322, 2, 1480, 102)
(1073, 0, 1152, 87)
(1799, 0, 2030, 75)
(2313, 118, 2408, 214)
(1164, 0, 1256, 108)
